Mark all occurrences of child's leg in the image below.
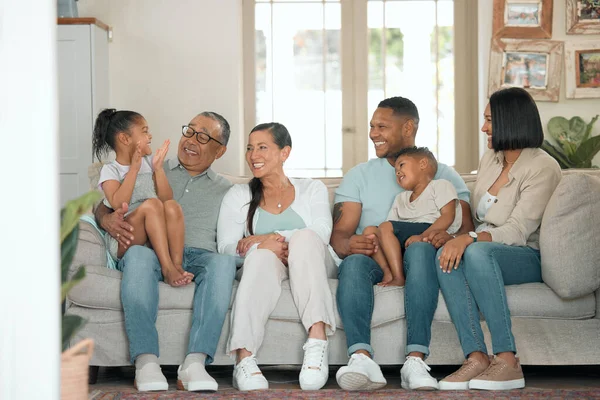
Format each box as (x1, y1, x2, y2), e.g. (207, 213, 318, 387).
(118, 198, 187, 287)
(163, 200, 192, 283)
(363, 225, 393, 284)
(378, 221, 405, 287)
(163, 200, 185, 267)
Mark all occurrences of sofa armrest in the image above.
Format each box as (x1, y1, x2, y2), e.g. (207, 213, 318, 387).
(70, 219, 108, 279)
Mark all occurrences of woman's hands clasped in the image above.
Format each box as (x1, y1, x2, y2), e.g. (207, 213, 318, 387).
(237, 233, 285, 257)
(257, 236, 289, 265)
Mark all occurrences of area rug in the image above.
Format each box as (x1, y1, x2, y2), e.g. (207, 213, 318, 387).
(89, 388, 600, 400)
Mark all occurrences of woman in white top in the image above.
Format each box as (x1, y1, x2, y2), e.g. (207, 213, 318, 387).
(217, 122, 336, 392)
(435, 87, 561, 391)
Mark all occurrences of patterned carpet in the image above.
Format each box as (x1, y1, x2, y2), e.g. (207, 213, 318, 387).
(89, 388, 600, 399)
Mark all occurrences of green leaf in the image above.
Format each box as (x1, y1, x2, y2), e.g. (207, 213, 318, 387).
(541, 140, 573, 168)
(62, 315, 86, 351)
(61, 267, 86, 302)
(547, 117, 570, 145)
(568, 116, 587, 142)
(60, 191, 102, 243)
(61, 224, 79, 283)
(572, 135, 600, 168)
(562, 139, 579, 157)
(582, 114, 599, 143)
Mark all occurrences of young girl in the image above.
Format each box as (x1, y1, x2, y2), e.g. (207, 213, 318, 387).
(93, 108, 192, 287)
(363, 147, 462, 287)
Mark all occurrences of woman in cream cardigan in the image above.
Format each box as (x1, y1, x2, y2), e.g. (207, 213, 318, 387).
(217, 122, 336, 392)
(435, 87, 561, 391)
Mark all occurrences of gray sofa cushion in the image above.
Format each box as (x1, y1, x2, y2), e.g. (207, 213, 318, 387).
(69, 266, 596, 328)
(540, 173, 600, 299)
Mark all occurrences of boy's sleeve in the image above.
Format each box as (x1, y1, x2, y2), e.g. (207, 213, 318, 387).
(334, 165, 362, 204)
(437, 165, 470, 203)
(432, 179, 459, 210)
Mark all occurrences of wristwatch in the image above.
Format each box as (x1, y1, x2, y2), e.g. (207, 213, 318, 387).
(468, 231, 478, 242)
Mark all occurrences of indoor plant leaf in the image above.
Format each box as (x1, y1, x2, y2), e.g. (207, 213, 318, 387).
(60, 191, 102, 243)
(572, 135, 600, 169)
(541, 140, 573, 169)
(547, 117, 570, 145)
(568, 116, 587, 143)
(62, 314, 86, 351)
(61, 267, 86, 303)
(582, 114, 599, 143)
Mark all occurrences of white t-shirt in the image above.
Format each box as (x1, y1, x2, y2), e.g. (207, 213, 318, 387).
(98, 156, 155, 211)
(387, 179, 462, 234)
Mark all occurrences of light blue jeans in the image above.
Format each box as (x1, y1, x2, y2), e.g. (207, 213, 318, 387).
(336, 242, 440, 358)
(436, 242, 542, 358)
(117, 245, 236, 364)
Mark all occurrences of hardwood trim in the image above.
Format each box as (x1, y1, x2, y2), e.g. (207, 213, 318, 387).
(57, 18, 110, 32)
(492, 0, 552, 39)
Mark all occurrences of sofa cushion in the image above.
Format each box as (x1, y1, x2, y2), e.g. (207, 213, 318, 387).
(433, 283, 596, 322)
(70, 267, 595, 330)
(540, 173, 600, 299)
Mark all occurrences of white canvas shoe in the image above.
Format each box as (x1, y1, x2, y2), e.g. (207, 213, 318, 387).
(134, 362, 169, 392)
(335, 353, 387, 391)
(400, 356, 439, 390)
(177, 362, 218, 392)
(232, 355, 269, 391)
(299, 339, 329, 390)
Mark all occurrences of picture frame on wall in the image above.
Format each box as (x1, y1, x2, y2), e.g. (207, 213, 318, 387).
(493, 0, 553, 38)
(488, 38, 564, 102)
(566, 0, 600, 34)
(565, 40, 600, 99)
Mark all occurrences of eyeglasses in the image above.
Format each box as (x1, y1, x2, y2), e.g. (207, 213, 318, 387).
(181, 125, 223, 146)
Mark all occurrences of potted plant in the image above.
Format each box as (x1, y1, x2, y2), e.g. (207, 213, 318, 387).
(542, 115, 600, 168)
(60, 191, 101, 400)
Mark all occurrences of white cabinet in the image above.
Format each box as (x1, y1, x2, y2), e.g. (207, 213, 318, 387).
(57, 19, 109, 206)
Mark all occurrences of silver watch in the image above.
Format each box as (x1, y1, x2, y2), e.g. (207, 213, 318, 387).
(468, 231, 478, 242)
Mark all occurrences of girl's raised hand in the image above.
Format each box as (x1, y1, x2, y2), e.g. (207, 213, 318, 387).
(131, 141, 143, 171)
(152, 140, 170, 170)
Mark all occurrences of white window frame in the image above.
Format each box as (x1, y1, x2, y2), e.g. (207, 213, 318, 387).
(243, 0, 479, 175)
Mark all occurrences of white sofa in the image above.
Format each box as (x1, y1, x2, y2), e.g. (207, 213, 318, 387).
(66, 168, 600, 375)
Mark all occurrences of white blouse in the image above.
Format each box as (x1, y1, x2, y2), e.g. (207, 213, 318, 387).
(217, 178, 332, 257)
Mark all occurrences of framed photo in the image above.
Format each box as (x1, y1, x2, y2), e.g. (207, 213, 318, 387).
(493, 0, 553, 38)
(565, 40, 600, 99)
(567, 0, 600, 34)
(489, 38, 564, 102)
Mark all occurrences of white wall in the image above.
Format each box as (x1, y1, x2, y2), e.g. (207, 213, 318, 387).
(77, 0, 246, 175)
(478, 0, 600, 163)
(0, 1, 60, 399)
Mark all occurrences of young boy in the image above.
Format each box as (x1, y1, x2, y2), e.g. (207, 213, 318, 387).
(363, 147, 462, 287)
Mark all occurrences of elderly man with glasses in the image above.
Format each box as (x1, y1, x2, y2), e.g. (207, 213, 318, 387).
(95, 111, 236, 393)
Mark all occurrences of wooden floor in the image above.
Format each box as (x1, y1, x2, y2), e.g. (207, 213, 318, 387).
(92, 364, 600, 392)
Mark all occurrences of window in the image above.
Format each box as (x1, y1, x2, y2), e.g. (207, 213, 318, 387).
(244, 0, 478, 176)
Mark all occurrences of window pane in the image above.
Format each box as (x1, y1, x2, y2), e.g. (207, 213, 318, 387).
(367, 0, 455, 166)
(255, 1, 342, 177)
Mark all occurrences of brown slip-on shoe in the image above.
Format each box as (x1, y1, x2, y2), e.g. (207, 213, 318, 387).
(469, 356, 525, 391)
(439, 356, 490, 390)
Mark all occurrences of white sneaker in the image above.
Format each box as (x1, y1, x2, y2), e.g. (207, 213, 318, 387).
(232, 355, 269, 391)
(400, 356, 439, 390)
(299, 339, 329, 390)
(134, 362, 169, 392)
(177, 362, 218, 391)
(335, 353, 387, 391)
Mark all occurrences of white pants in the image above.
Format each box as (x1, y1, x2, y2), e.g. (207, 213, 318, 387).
(226, 229, 337, 357)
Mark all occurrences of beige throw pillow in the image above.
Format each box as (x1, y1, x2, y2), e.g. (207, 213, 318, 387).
(540, 173, 600, 299)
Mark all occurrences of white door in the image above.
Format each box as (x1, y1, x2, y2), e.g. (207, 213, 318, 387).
(57, 25, 93, 206)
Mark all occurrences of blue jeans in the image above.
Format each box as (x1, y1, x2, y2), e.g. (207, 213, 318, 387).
(436, 242, 542, 357)
(336, 242, 439, 358)
(118, 245, 236, 364)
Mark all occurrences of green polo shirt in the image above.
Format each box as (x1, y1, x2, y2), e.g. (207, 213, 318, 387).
(165, 158, 232, 252)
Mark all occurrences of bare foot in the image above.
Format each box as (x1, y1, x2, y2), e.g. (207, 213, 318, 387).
(379, 277, 405, 287)
(377, 270, 393, 286)
(163, 268, 189, 287)
(175, 264, 194, 284)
